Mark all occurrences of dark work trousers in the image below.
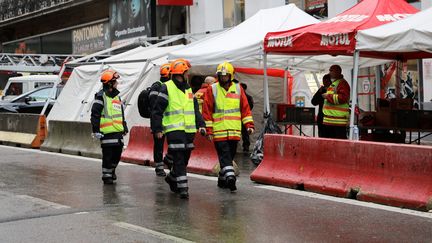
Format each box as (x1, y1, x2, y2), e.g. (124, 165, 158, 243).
(153, 133, 166, 170)
(321, 125, 347, 139)
(241, 124, 250, 151)
(214, 140, 238, 181)
(166, 131, 195, 191)
(317, 123, 325, 138)
(102, 145, 123, 177)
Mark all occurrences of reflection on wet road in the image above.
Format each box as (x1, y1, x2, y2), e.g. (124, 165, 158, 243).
(0, 146, 431, 242)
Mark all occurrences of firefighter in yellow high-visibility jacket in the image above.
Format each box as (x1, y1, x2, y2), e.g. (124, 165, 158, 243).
(91, 70, 128, 184)
(202, 62, 254, 192)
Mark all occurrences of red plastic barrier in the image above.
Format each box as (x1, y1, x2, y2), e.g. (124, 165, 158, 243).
(122, 125, 235, 176)
(187, 134, 219, 176)
(251, 134, 432, 211)
(121, 126, 156, 166)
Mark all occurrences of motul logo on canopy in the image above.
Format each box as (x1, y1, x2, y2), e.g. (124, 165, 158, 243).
(376, 14, 412, 22)
(320, 33, 351, 46)
(266, 36, 293, 48)
(325, 15, 369, 23)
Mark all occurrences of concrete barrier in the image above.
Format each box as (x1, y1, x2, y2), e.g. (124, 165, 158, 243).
(121, 126, 155, 165)
(41, 120, 101, 158)
(0, 113, 47, 148)
(250, 134, 432, 211)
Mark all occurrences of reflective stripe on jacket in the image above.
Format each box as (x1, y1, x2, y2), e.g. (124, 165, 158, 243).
(195, 86, 208, 113)
(323, 79, 350, 126)
(162, 80, 197, 133)
(100, 94, 125, 134)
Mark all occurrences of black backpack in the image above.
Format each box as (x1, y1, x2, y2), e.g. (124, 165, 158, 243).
(137, 86, 152, 118)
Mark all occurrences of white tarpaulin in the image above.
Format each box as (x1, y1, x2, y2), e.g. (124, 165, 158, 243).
(48, 45, 182, 134)
(356, 7, 432, 59)
(169, 4, 319, 65)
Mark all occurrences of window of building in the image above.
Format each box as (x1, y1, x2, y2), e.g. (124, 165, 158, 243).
(305, 0, 327, 19)
(223, 0, 245, 28)
(286, 0, 305, 10)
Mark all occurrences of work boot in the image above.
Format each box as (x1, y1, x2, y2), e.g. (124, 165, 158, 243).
(165, 175, 179, 193)
(102, 174, 114, 185)
(112, 169, 117, 181)
(226, 176, 237, 192)
(217, 178, 227, 188)
(155, 168, 166, 177)
(163, 155, 173, 170)
(179, 188, 189, 199)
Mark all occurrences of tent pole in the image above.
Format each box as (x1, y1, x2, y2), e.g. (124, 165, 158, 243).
(123, 60, 152, 108)
(263, 53, 270, 115)
(349, 50, 360, 140)
(283, 67, 288, 103)
(75, 63, 105, 121)
(40, 64, 67, 116)
(375, 64, 381, 104)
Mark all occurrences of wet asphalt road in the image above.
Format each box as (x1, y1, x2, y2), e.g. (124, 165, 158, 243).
(0, 145, 431, 243)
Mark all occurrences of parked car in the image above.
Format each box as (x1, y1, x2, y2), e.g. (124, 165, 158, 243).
(1, 75, 60, 100)
(0, 85, 63, 115)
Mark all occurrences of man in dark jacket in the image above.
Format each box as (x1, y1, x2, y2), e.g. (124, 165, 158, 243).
(240, 83, 254, 152)
(311, 74, 331, 137)
(149, 63, 173, 177)
(91, 70, 128, 184)
(151, 59, 206, 199)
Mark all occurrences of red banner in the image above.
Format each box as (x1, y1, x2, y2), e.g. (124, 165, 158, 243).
(157, 0, 193, 6)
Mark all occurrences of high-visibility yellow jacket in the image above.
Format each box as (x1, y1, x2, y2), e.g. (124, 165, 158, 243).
(162, 80, 197, 133)
(202, 81, 254, 141)
(100, 94, 125, 134)
(323, 79, 350, 126)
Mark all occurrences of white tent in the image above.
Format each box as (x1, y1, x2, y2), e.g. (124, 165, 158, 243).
(48, 45, 183, 136)
(169, 4, 388, 137)
(356, 7, 432, 58)
(169, 4, 319, 65)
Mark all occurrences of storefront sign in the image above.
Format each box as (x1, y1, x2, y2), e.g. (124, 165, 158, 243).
(72, 23, 110, 54)
(305, 0, 326, 10)
(110, 0, 152, 46)
(305, 0, 327, 18)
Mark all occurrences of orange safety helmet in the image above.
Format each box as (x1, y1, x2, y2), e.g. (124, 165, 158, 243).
(100, 70, 119, 84)
(176, 58, 191, 68)
(170, 59, 190, 75)
(160, 63, 171, 78)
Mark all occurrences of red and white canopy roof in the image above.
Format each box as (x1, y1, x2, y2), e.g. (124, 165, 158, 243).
(356, 7, 432, 60)
(264, 0, 418, 57)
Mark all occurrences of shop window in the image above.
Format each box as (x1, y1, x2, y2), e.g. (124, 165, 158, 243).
(223, 0, 245, 28)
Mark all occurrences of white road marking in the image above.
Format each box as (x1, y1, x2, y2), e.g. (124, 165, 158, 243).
(16, 195, 70, 209)
(74, 212, 89, 215)
(0, 145, 134, 166)
(256, 185, 432, 219)
(114, 222, 195, 243)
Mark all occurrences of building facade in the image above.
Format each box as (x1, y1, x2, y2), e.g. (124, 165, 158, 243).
(1, 0, 429, 55)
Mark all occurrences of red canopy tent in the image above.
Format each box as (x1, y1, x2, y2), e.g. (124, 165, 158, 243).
(261, 0, 419, 139)
(264, 0, 418, 57)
